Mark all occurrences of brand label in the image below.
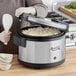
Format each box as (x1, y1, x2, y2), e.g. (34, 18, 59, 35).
(50, 46, 60, 51)
(50, 46, 61, 63)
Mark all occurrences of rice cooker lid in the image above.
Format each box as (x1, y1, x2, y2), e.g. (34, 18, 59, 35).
(18, 25, 65, 41)
(19, 13, 68, 32)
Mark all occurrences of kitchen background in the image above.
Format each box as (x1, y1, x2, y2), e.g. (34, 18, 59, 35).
(42, 0, 76, 47)
(42, 0, 76, 11)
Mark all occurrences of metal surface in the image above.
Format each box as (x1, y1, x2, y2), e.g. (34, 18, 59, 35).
(52, 1, 76, 47)
(47, 1, 76, 47)
(20, 13, 68, 31)
(18, 36, 65, 64)
(28, 16, 68, 31)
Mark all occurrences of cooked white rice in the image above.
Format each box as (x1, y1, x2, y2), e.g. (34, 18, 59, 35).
(22, 27, 60, 36)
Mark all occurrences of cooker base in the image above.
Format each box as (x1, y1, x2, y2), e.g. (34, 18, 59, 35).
(18, 59, 65, 69)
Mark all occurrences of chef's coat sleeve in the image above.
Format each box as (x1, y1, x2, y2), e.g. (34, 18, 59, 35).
(26, 0, 48, 17)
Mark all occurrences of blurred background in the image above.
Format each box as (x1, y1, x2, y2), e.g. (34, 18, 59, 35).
(42, 0, 75, 12)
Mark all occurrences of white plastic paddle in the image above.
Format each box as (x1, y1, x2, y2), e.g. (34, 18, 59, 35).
(2, 14, 13, 45)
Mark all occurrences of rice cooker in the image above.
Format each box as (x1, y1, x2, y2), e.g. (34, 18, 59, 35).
(14, 13, 68, 68)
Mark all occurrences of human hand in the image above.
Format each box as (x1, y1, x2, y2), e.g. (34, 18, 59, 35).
(0, 31, 11, 44)
(15, 7, 36, 17)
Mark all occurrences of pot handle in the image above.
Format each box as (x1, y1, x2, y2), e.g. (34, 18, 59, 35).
(13, 33, 26, 47)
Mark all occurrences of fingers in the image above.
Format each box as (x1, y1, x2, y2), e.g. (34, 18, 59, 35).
(15, 7, 25, 17)
(3, 36, 10, 43)
(4, 31, 11, 35)
(2, 31, 11, 44)
(8, 31, 12, 34)
(15, 7, 30, 17)
(0, 31, 12, 44)
(15, 7, 36, 17)
(15, 10, 25, 17)
(4, 33, 11, 43)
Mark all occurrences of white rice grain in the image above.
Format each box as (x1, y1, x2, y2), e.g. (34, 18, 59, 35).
(22, 27, 60, 36)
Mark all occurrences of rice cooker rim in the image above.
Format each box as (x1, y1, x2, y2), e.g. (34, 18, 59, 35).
(18, 25, 65, 41)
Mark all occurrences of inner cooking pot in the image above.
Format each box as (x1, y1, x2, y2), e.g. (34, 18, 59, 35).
(18, 25, 65, 41)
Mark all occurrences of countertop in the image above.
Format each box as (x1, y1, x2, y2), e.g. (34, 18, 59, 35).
(0, 47, 76, 76)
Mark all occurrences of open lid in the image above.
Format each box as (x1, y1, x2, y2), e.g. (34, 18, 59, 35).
(19, 13, 68, 31)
